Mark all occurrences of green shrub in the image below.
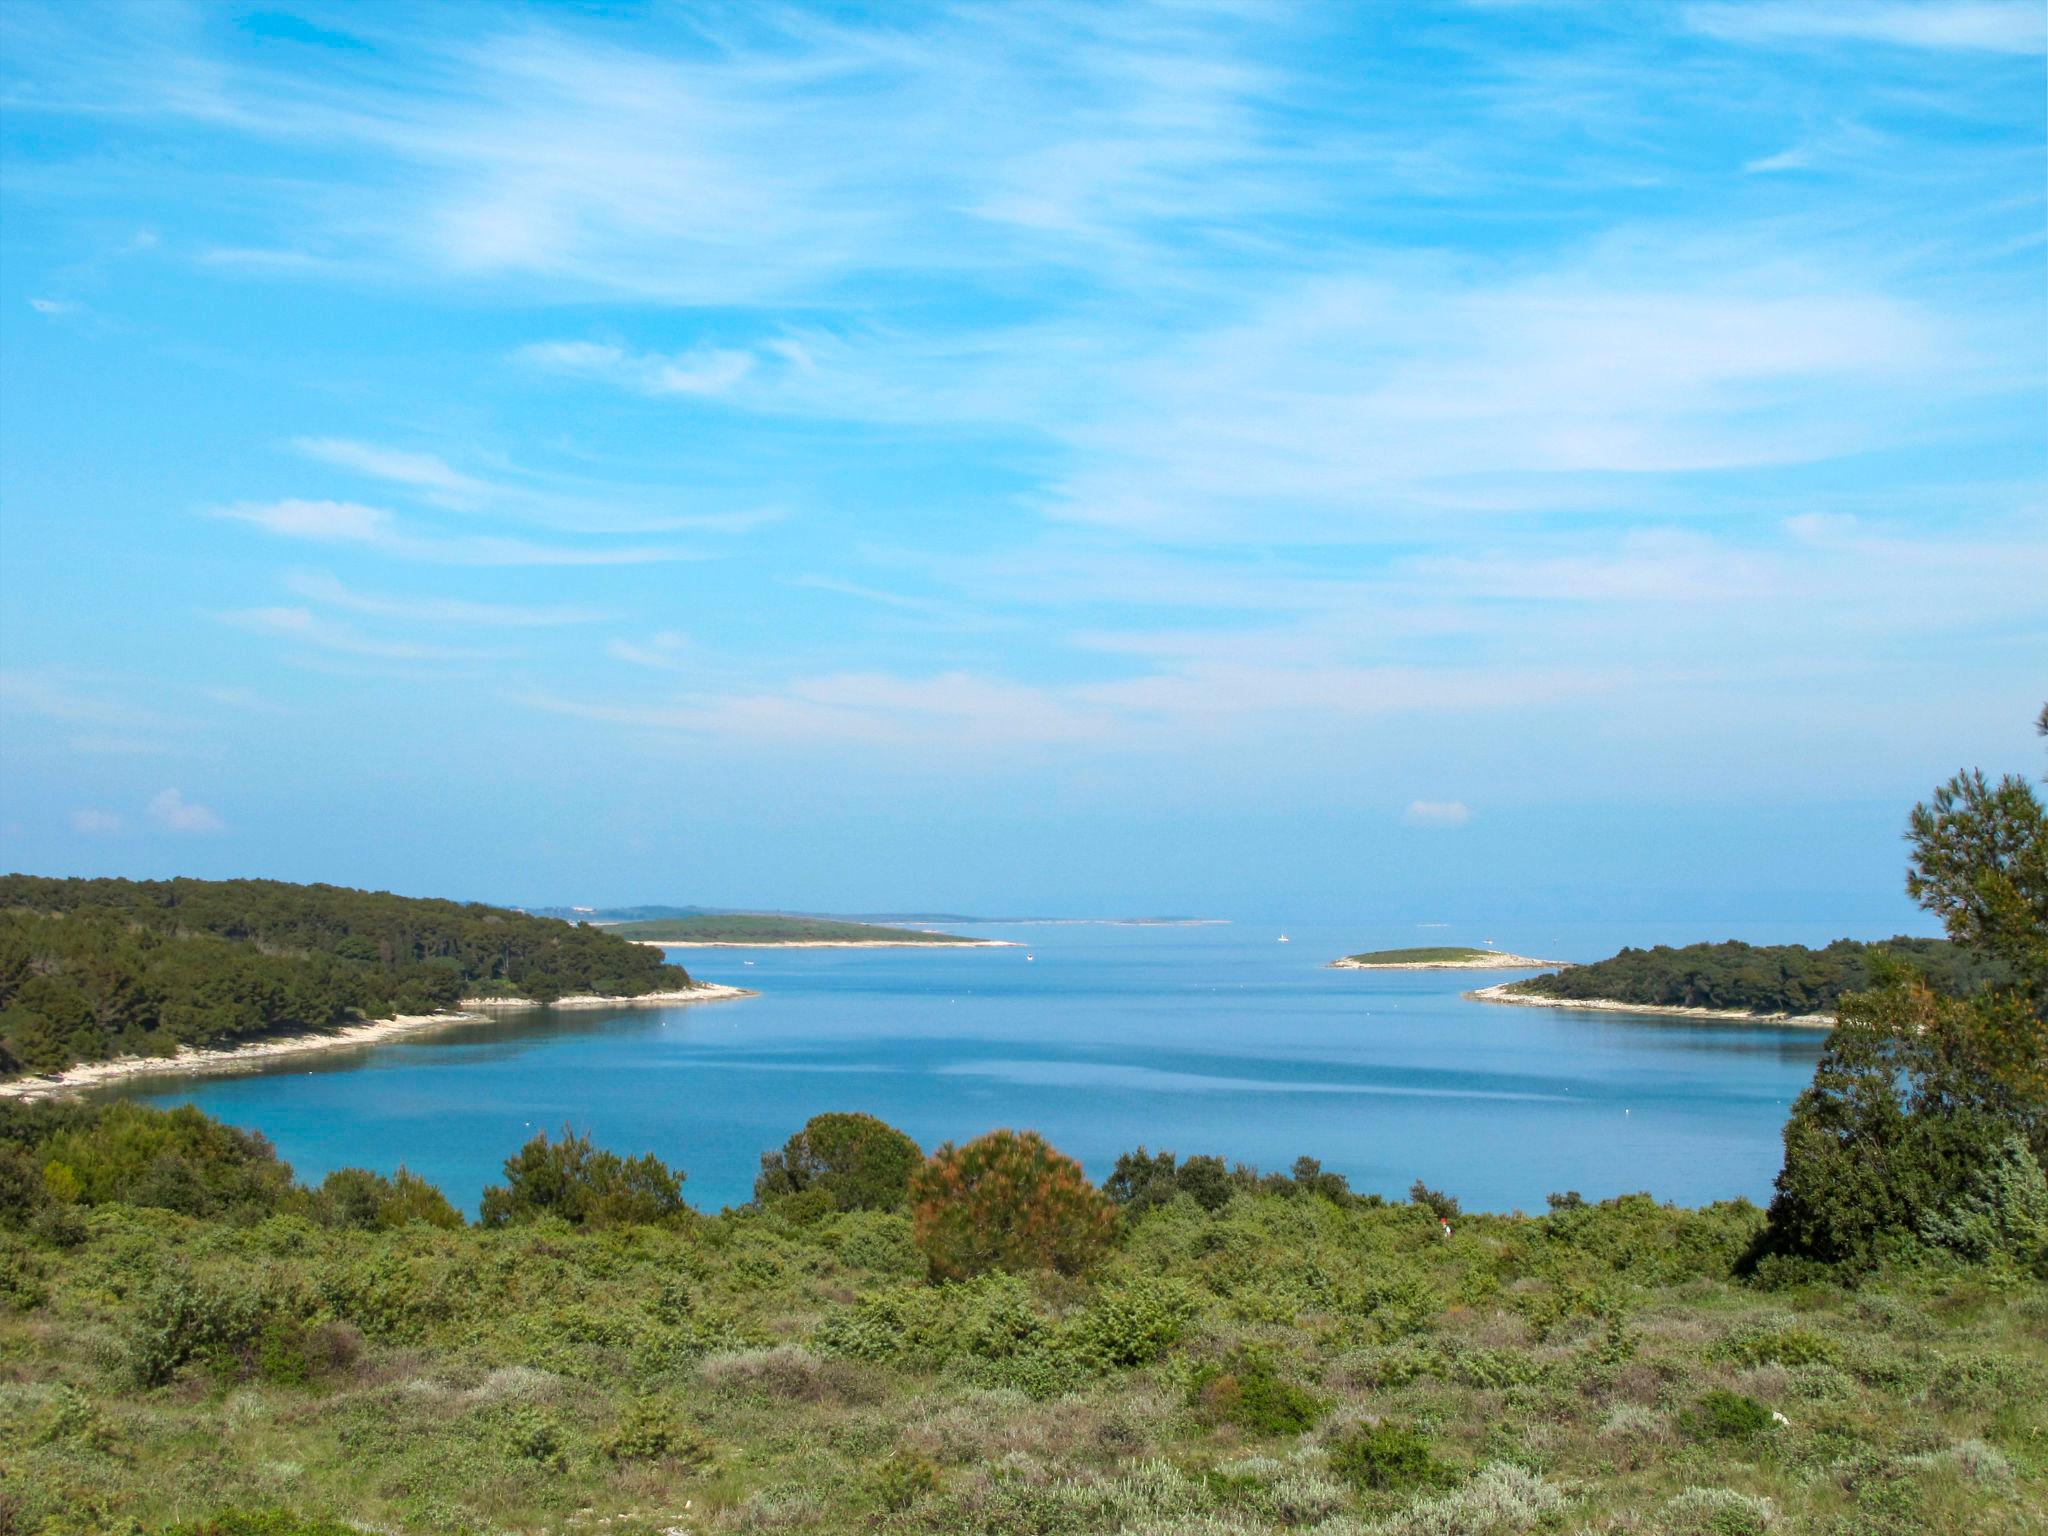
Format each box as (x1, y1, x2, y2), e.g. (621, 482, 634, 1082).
(602, 1398, 708, 1465)
(1409, 1180, 1460, 1220)
(756, 1112, 922, 1214)
(311, 1165, 464, 1231)
(1189, 1350, 1326, 1435)
(871, 1450, 941, 1510)
(1687, 1389, 1775, 1443)
(496, 1402, 567, 1470)
(1327, 1419, 1452, 1492)
(909, 1129, 1118, 1279)
(1106, 1147, 1243, 1212)
(1070, 1278, 1197, 1367)
(1720, 1323, 1839, 1369)
(479, 1127, 687, 1228)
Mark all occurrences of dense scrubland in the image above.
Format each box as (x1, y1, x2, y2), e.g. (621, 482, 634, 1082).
(0, 722, 2041, 1535)
(0, 879, 690, 1078)
(1505, 937, 2001, 1018)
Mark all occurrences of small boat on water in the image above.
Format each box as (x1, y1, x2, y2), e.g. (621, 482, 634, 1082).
(1277, 934, 1290, 943)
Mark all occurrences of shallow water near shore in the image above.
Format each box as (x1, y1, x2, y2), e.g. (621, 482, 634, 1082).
(110, 920, 1848, 1216)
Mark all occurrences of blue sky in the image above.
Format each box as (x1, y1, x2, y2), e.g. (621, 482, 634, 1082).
(1, 0, 2042, 925)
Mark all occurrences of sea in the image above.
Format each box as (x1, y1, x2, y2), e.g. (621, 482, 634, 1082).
(108, 919, 1853, 1217)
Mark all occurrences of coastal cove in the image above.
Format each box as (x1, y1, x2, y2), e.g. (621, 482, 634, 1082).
(105, 921, 1847, 1216)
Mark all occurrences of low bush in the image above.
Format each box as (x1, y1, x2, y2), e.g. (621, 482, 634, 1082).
(1188, 1350, 1325, 1435)
(1327, 1419, 1453, 1492)
(1686, 1389, 1775, 1443)
(601, 1397, 709, 1466)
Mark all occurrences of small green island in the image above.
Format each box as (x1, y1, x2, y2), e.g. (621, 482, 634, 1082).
(1331, 945, 1565, 970)
(613, 914, 1002, 947)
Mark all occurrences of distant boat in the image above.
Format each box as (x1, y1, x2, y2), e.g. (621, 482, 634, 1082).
(1278, 934, 1290, 943)
(1026, 954, 1035, 962)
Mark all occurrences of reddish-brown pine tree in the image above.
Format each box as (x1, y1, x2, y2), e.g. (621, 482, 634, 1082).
(909, 1129, 1119, 1280)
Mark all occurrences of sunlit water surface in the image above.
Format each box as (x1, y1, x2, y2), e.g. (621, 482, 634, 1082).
(112, 920, 1838, 1215)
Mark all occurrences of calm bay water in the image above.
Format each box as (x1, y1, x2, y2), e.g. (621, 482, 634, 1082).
(114, 921, 1836, 1216)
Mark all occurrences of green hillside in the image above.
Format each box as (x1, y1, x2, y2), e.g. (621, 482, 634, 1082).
(0, 1098, 2041, 1535)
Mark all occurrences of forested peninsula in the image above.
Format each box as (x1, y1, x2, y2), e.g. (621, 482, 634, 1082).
(0, 877, 704, 1081)
(1475, 936, 2002, 1021)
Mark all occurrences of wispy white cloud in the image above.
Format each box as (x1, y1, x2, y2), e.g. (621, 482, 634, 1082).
(69, 808, 123, 834)
(1404, 800, 1472, 829)
(518, 340, 756, 397)
(1687, 1, 2046, 55)
(217, 606, 500, 662)
(285, 571, 606, 627)
(293, 438, 491, 507)
(147, 788, 223, 833)
(212, 498, 694, 566)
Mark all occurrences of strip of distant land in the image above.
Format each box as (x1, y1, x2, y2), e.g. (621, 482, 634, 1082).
(1330, 945, 1567, 970)
(615, 914, 1010, 946)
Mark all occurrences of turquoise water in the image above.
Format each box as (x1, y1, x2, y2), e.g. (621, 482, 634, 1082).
(115, 921, 1834, 1215)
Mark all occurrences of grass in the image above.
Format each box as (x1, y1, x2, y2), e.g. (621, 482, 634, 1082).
(3, 1189, 2043, 1534)
(611, 914, 980, 944)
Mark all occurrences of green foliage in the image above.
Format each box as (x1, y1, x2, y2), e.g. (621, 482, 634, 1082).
(1409, 1179, 1460, 1220)
(479, 1127, 687, 1228)
(1756, 720, 2048, 1270)
(1188, 1349, 1326, 1435)
(601, 1397, 708, 1465)
(909, 1129, 1118, 1279)
(0, 875, 691, 1078)
(310, 1165, 464, 1231)
(7, 1100, 293, 1220)
(1327, 1419, 1453, 1491)
(1105, 1146, 1239, 1212)
(1686, 1389, 1775, 1443)
(1069, 1277, 1197, 1367)
(1918, 1133, 2048, 1272)
(2, 1096, 2044, 1535)
(755, 1111, 922, 1214)
(1513, 935, 2004, 1016)
(870, 1450, 942, 1510)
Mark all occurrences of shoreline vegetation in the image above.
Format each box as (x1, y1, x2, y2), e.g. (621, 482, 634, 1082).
(0, 983, 752, 1101)
(1330, 945, 1567, 970)
(1476, 936, 1994, 1022)
(0, 875, 704, 1084)
(1465, 980, 1836, 1027)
